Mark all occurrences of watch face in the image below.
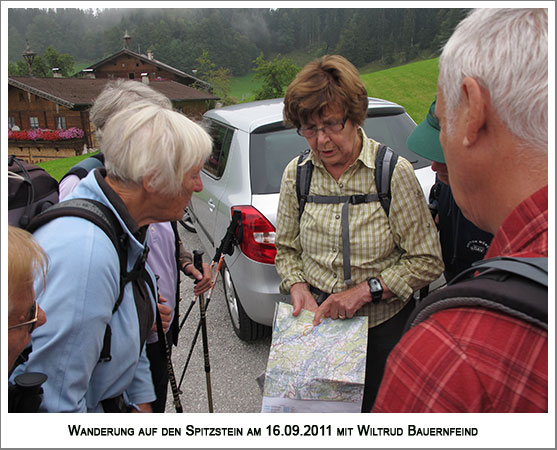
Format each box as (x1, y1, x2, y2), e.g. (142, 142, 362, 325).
(369, 277, 383, 303)
(370, 278, 382, 292)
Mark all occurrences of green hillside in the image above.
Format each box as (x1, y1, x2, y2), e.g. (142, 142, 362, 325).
(362, 57, 439, 123)
(229, 74, 262, 102)
(230, 57, 439, 122)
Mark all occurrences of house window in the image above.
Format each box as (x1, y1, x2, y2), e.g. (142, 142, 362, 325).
(8, 117, 15, 129)
(128, 73, 135, 79)
(29, 117, 39, 129)
(56, 116, 66, 129)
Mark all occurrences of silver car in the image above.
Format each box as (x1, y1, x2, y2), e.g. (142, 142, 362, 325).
(188, 98, 435, 341)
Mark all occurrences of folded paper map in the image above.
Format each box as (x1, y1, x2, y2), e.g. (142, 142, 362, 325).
(262, 302, 368, 413)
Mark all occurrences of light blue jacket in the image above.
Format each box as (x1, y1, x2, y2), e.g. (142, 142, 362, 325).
(11, 170, 156, 412)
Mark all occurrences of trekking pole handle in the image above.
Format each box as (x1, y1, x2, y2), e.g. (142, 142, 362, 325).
(193, 250, 204, 279)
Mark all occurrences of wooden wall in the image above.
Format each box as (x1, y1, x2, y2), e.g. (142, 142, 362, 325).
(8, 86, 95, 148)
(8, 141, 84, 164)
(8, 86, 83, 130)
(93, 54, 184, 83)
(174, 100, 211, 121)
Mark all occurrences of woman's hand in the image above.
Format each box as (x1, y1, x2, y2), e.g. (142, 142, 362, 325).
(184, 262, 213, 296)
(313, 282, 373, 326)
(290, 282, 319, 316)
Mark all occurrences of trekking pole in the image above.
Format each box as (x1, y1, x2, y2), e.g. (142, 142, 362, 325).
(178, 293, 197, 333)
(194, 250, 214, 413)
(178, 259, 217, 334)
(154, 276, 183, 413)
(176, 253, 225, 390)
(177, 211, 241, 391)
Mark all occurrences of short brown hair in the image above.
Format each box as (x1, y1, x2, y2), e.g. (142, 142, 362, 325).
(283, 55, 368, 129)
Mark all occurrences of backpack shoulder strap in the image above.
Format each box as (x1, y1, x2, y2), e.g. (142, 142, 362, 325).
(374, 144, 398, 217)
(27, 198, 123, 251)
(60, 154, 105, 182)
(296, 149, 313, 219)
(452, 256, 548, 287)
(405, 257, 548, 333)
(27, 198, 130, 362)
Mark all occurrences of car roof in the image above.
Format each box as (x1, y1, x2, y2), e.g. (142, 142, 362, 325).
(203, 97, 406, 133)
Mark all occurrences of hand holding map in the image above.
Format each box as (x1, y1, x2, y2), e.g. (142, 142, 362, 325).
(262, 302, 368, 413)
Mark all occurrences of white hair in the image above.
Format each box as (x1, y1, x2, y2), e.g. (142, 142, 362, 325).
(90, 79, 172, 139)
(102, 102, 212, 196)
(439, 8, 548, 152)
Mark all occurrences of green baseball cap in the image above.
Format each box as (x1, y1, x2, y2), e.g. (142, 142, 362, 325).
(406, 99, 445, 163)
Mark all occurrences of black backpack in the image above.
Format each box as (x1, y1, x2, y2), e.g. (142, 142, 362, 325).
(59, 152, 105, 183)
(8, 155, 59, 229)
(26, 198, 156, 362)
(405, 256, 548, 332)
(296, 143, 398, 219)
(61, 153, 182, 347)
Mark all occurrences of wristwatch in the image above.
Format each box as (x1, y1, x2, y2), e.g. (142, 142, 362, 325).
(367, 277, 383, 303)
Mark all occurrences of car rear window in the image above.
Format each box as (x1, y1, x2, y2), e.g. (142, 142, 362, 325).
(249, 112, 430, 195)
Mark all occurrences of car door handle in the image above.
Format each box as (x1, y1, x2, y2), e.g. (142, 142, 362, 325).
(207, 199, 215, 212)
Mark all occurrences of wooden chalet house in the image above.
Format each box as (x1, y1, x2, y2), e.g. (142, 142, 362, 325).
(83, 31, 211, 90)
(8, 33, 218, 163)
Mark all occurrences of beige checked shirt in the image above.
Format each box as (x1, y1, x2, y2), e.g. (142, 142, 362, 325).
(275, 129, 444, 327)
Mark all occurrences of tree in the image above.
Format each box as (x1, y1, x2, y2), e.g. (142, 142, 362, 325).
(253, 53, 299, 100)
(195, 51, 234, 105)
(8, 47, 73, 77)
(43, 47, 75, 76)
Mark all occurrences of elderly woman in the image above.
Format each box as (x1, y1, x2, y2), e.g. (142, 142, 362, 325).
(11, 103, 212, 412)
(275, 55, 443, 411)
(59, 80, 213, 413)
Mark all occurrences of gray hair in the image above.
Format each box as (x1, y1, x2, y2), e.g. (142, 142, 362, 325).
(439, 8, 548, 152)
(102, 103, 212, 196)
(90, 79, 172, 139)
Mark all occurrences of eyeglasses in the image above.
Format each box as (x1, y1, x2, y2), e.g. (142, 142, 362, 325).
(297, 118, 347, 139)
(8, 300, 39, 333)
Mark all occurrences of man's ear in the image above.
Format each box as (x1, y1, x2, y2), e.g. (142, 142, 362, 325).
(461, 77, 487, 147)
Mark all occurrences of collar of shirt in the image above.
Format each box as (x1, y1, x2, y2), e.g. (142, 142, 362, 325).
(94, 168, 147, 243)
(485, 185, 548, 258)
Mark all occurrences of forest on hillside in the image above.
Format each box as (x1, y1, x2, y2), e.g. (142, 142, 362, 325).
(8, 7, 469, 76)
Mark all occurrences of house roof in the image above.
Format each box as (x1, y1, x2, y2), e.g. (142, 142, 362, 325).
(84, 48, 211, 89)
(8, 77, 219, 109)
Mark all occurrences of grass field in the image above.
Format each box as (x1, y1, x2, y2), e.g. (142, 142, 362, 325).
(229, 73, 262, 102)
(361, 57, 439, 123)
(37, 151, 99, 181)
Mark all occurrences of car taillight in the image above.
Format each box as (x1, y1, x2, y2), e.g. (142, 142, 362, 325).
(232, 206, 276, 264)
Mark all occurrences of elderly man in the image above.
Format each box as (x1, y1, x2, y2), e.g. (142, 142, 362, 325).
(11, 104, 212, 412)
(372, 8, 548, 413)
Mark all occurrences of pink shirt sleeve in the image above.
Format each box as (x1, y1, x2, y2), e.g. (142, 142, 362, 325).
(58, 174, 82, 200)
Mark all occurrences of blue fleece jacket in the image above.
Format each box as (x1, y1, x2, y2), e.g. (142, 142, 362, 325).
(11, 169, 156, 412)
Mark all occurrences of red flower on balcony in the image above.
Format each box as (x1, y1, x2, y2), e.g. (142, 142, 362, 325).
(8, 127, 85, 141)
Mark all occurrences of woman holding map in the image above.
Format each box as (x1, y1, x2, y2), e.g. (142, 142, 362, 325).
(274, 54, 443, 411)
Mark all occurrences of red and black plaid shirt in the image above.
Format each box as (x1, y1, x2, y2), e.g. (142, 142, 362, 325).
(372, 186, 548, 412)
